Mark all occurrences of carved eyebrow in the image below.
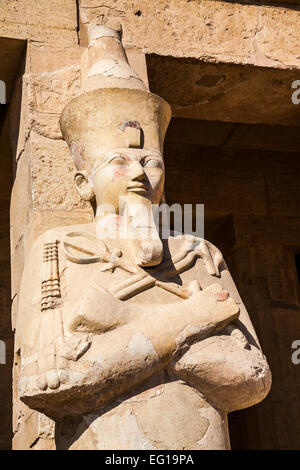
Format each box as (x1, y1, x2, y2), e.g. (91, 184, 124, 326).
(143, 154, 162, 160)
(108, 155, 127, 163)
(142, 155, 164, 165)
(92, 152, 163, 173)
(91, 154, 125, 175)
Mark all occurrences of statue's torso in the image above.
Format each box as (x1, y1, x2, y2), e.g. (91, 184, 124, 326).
(57, 372, 230, 450)
(16, 223, 266, 450)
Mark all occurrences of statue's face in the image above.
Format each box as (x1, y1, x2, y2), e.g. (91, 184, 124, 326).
(90, 148, 165, 211)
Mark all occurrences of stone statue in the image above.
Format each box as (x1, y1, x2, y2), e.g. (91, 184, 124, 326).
(15, 25, 271, 450)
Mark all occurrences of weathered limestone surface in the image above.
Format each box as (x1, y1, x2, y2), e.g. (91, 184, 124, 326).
(80, 0, 300, 69)
(0, 0, 78, 44)
(147, 55, 300, 127)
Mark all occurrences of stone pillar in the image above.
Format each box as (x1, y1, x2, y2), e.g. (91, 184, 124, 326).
(5, 1, 90, 450)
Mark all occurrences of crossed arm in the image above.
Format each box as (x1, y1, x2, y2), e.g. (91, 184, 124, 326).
(17, 232, 270, 420)
(167, 322, 271, 413)
(19, 282, 243, 419)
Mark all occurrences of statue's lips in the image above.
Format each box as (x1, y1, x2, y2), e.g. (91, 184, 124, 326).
(127, 182, 148, 192)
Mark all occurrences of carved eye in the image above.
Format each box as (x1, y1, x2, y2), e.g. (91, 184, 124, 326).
(143, 159, 161, 168)
(109, 156, 126, 165)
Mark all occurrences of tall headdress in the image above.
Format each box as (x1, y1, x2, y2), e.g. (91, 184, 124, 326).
(60, 23, 171, 174)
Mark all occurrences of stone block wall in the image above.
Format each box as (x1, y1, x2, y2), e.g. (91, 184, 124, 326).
(164, 119, 300, 449)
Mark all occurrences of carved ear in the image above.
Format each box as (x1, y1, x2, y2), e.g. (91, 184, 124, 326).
(74, 172, 95, 201)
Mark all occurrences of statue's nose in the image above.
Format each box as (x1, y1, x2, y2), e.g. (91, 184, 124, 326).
(130, 161, 146, 182)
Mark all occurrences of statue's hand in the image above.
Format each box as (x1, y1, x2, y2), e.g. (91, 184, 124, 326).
(195, 239, 223, 277)
(19, 309, 92, 396)
(173, 283, 240, 354)
(136, 282, 240, 362)
(69, 282, 132, 334)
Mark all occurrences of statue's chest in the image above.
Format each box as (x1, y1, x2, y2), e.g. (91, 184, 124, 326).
(60, 244, 214, 308)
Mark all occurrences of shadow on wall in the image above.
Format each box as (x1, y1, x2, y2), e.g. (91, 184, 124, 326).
(0, 81, 6, 105)
(163, 116, 300, 449)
